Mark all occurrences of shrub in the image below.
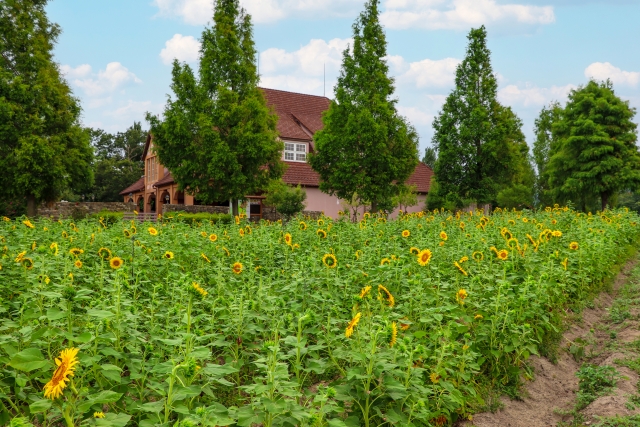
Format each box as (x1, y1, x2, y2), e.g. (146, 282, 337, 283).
(89, 210, 123, 226)
(163, 211, 232, 225)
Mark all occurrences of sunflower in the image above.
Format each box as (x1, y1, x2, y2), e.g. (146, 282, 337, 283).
(474, 314, 483, 320)
(15, 250, 26, 262)
(74, 260, 82, 269)
(22, 258, 34, 270)
(439, 241, 445, 247)
(430, 372, 440, 384)
(363, 212, 371, 219)
(345, 312, 362, 338)
(209, 234, 218, 242)
(201, 253, 211, 263)
(69, 248, 84, 256)
(316, 229, 327, 238)
(401, 230, 410, 238)
(123, 229, 131, 238)
(94, 412, 105, 418)
(389, 322, 398, 347)
(245, 226, 252, 234)
(380, 257, 391, 266)
(23, 219, 35, 229)
(192, 282, 208, 298)
(43, 348, 79, 399)
(497, 250, 508, 261)
(164, 251, 174, 259)
(2, 216, 10, 222)
(200, 231, 208, 238)
(454, 261, 468, 276)
(323, 253, 337, 268)
(232, 262, 243, 274)
(569, 241, 579, 250)
(355, 249, 363, 260)
(299, 221, 308, 230)
(409, 247, 420, 255)
(417, 249, 432, 266)
(400, 318, 410, 331)
(223, 247, 230, 257)
(110, 257, 123, 269)
(472, 251, 484, 262)
(235, 215, 240, 225)
(551, 230, 562, 237)
(359, 285, 372, 299)
(292, 243, 300, 250)
(459, 256, 469, 263)
(98, 247, 112, 260)
(239, 229, 245, 237)
(378, 285, 395, 307)
(561, 258, 568, 270)
(456, 289, 468, 304)
(317, 219, 325, 226)
(439, 231, 448, 240)
(284, 233, 292, 246)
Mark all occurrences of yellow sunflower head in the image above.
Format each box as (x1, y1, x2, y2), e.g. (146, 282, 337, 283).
(74, 260, 82, 269)
(69, 248, 84, 256)
(456, 289, 468, 303)
(439, 231, 447, 240)
(569, 241, 579, 250)
(209, 234, 218, 242)
(98, 247, 112, 260)
(164, 251, 174, 259)
(22, 258, 34, 270)
(409, 247, 420, 255)
(317, 229, 327, 238)
(123, 229, 131, 238)
(94, 412, 105, 418)
(552, 230, 562, 237)
(232, 262, 243, 274)
(472, 251, 484, 262)
(284, 233, 292, 246)
(355, 249, 363, 260)
(497, 249, 508, 260)
(109, 257, 123, 269)
(317, 219, 325, 226)
(402, 230, 410, 238)
(417, 249, 432, 266)
(239, 229, 245, 237)
(299, 221, 308, 230)
(380, 257, 391, 266)
(43, 347, 80, 399)
(322, 253, 337, 268)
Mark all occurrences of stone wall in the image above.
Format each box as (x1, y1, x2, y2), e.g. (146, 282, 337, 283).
(38, 202, 136, 219)
(258, 206, 323, 222)
(162, 204, 230, 215)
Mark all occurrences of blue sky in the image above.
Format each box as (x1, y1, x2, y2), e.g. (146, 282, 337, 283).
(47, 0, 640, 154)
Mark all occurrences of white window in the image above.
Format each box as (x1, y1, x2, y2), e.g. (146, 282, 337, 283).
(284, 142, 307, 162)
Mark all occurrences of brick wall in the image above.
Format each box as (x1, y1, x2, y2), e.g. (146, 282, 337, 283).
(38, 202, 137, 219)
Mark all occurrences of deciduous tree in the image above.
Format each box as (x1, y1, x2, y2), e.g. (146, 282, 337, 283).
(309, 0, 419, 214)
(546, 80, 640, 210)
(532, 102, 562, 207)
(0, 0, 93, 216)
(147, 0, 283, 216)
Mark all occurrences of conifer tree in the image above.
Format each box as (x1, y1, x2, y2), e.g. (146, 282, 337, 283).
(147, 0, 283, 216)
(0, 0, 94, 216)
(532, 102, 562, 207)
(546, 80, 640, 210)
(309, 0, 419, 213)
(432, 26, 526, 208)
(422, 147, 437, 169)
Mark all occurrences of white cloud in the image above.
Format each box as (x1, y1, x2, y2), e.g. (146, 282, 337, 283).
(585, 62, 640, 87)
(498, 83, 575, 107)
(398, 57, 460, 88)
(381, 0, 555, 30)
(60, 64, 92, 79)
(105, 100, 164, 119)
(398, 106, 433, 126)
(160, 34, 201, 65)
(259, 38, 351, 95)
(68, 62, 141, 97)
(153, 0, 362, 25)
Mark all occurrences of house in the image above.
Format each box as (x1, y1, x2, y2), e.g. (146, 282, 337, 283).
(120, 87, 433, 219)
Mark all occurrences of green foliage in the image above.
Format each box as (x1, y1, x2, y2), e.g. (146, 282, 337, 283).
(425, 177, 460, 211)
(264, 180, 307, 219)
(309, 0, 419, 213)
(89, 211, 124, 226)
(393, 184, 418, 213)
(0, 0, 94, 215)
(89, 123, 146, 202)
(575, 364, 621, 410)
(546, 80, 640, 210)
(0, 208, 638, 426)
(593, 415, 640, 427)
(163, 211, 233, 225)
(147, 0, 283, 217)
(533, 102, 562, 207)
(422, 147, 437, 169)
(496, 185, 533, 210)
(432, 27, 532, 208)
(617, 191, 640, 214)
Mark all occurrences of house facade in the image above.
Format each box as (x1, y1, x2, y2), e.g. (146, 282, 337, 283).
(120, 87, 433, 219)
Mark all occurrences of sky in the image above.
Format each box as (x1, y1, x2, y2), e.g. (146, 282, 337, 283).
(46, 0, 640, 154)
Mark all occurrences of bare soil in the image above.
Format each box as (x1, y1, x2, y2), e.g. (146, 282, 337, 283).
(463, 257, 640, 427)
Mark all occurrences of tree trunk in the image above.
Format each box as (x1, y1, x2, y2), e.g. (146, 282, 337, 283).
(370, 200, 378, 214)
(231, 199, 239, 217)
(26, 194, 37, 217)
(601, 192, 609, 211)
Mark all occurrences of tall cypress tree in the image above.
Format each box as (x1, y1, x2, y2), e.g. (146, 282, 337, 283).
(432, 26, 524, 208)
(147, 0, 283, 216)
(0, 0, 94, 216)
(309, 0, 419, 213)
(546, 80, 640, 210)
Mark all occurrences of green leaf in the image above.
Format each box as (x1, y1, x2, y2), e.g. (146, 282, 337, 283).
(29, 399, 52, 413)
(139, 400, 165, 413)
(8, 348, 48, 372)
(46, 308, 66, 320)
(91, 390, 123, 404)
(87, 309, 115, 319)
(95, 413, 131, 427)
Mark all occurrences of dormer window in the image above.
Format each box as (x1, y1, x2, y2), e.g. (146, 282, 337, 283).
(284, 142, 307, 162)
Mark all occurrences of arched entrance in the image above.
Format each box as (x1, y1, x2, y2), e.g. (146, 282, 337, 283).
(148, 194, 156, 213)
(174, 191, 185, 205)
(136, 196, 144, 212)
(159, 190, 170, 214)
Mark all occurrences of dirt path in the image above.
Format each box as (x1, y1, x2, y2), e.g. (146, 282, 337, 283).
(464, 256, 640, 427)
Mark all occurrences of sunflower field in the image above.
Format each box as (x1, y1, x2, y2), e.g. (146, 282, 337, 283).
(0, 207, 638, 427)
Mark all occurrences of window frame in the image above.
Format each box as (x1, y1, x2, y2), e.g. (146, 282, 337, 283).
(283, 142, 307, 163)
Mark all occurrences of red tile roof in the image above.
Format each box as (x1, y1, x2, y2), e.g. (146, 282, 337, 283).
(153, 171, 175, 187)
(407, 162, 434, 194)
(261, 88, 330, 142)
(119, 177, 144, 195)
